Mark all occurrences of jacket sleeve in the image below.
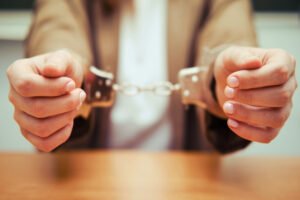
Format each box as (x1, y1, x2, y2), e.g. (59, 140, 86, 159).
(195, 0, 257, 153)
(25, 0, 93, 68)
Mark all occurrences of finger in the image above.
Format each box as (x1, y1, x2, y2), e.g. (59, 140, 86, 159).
(12, 75, 75, 97)
(223, 101, 291, 129)
(37, 50, 83, 87)
(38, 49, 73, 78)
(227, 119, 279, 143)
(21, 122, 73, 152)
(224, 76, 297, 107)
(228, 62, 294, 90)
(222, 46, 263, 72)
(7, 57, 76, 97)
(10, 88, 86, 118)
(14, 108, 78, 138)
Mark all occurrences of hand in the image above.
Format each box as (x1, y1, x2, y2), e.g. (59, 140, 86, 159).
(214, 46, 297, 143)
(6, 49, 86, 152)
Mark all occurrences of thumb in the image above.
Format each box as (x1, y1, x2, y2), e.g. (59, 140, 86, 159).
(37, 49, 84, 87)
(222, 46, 262, 72)
(39, 50, 74, 78)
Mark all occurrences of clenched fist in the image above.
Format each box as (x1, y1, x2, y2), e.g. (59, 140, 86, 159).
(6, 49, 86, 152)
(215, 46, 297, 143)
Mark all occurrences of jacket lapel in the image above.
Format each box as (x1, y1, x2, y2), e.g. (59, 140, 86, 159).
(91, 1, 120, 147)
(95, 0, 119, 75)
(167, 0, 205, 148)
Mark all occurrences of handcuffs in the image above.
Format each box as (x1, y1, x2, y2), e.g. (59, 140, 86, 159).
(84, 66, 208, 108)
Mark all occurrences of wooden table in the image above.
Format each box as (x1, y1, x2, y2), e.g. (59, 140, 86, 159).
(0, 151, 299, 200)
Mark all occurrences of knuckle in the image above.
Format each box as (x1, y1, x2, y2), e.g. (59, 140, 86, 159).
(293, 78, 298, 91)
(270, 48, 286, 55)
(261, 137, 272, 144)
(280, 108, 289, 122)
(64, 124, 73, 140)
(34, 123, 51, 138)
(291, 55, 296, 67)
(269, 129, 279, 141)
(30, 100, 47, 118)
(7, 58, 27, 80)
(39, 128, 72, 152)
(278, 89, 291, 106)
(10, 60, 24, 72)
(273, 112, 287, 128)
(279, 107, 290, 124)
(67, 111, 76, 121)
(20, 129, 29, 140)
(39, 141, 55, 153)
(6, 67, 12, 78)
(8, 91, 15, 104)
(227, 45, 239, 53)
(13, 110, 20, 124)
(15, 76, 33, 97)
(222, 46, 238, 61)
(12, 59, 24, 65)
(66, 96, 79, 110)
(61, 128, 72, 143)
(275, 65, 289, 84)
(56, 49, 72, 60)
(260, 129, 277, 143)
(230, 46, 242, 58)
(291, 56, 297, 68)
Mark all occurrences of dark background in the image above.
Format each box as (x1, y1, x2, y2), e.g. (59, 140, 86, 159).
(0, 0, 299, 12)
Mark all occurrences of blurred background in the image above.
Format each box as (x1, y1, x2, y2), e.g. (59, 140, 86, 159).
(0, 0, 299, 155)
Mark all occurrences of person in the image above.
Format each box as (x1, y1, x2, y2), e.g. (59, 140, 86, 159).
(6, 0, 297, 153)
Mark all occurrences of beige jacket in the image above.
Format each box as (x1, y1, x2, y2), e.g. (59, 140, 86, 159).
(26, 0, 257, 153)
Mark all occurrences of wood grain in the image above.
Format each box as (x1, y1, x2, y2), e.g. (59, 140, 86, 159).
(0, 151, 299, 200)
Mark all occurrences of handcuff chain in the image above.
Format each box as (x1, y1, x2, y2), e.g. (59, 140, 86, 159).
(113, 82, 181, 96)
(90, 66, 180, 96)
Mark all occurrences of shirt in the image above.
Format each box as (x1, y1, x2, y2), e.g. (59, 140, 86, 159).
(108, 0, 172, 150)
